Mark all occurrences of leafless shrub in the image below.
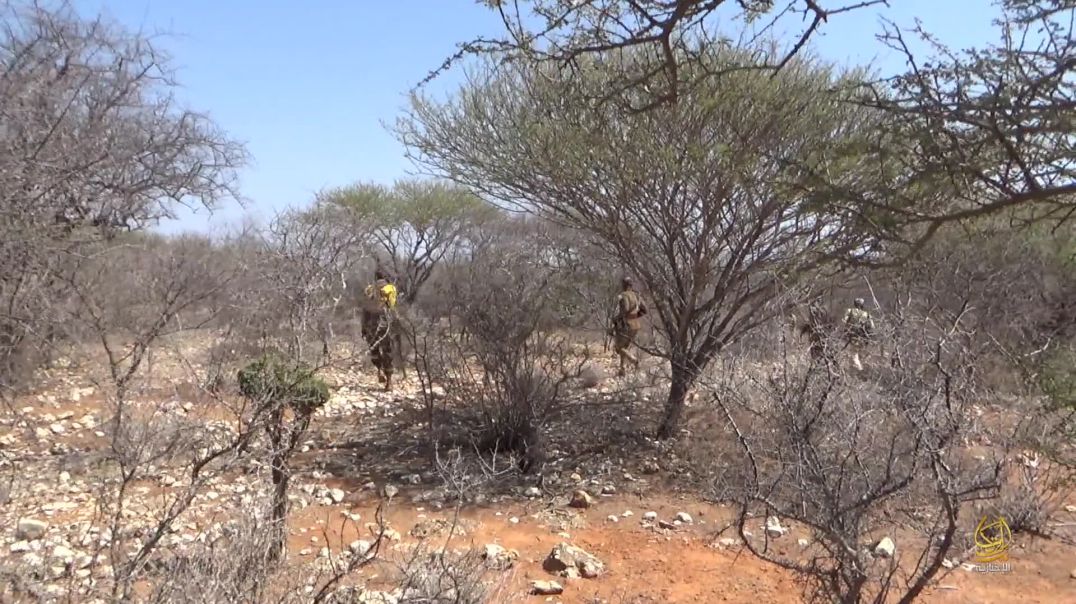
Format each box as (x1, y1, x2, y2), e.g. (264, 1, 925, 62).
(707, 297, 1003, 603)
(386, 542, 518, 604)
(411, 221, 597, 474)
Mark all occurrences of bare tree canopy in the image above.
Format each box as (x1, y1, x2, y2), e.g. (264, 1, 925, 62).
(399, 44, 884, 438)
(0, 0, 247, 394)
(425, 0, 887, 110)
(849, 0, 1076, 242)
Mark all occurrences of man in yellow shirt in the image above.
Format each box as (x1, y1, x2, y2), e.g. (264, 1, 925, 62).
(362, 269, 398, 390)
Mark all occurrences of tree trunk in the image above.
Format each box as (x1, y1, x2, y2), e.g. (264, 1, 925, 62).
(267, 411, 289, 562)
(657, 362, 695, 439)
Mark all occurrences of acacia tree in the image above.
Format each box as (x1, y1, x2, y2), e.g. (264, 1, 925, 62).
(429, 0, 886, 111)
(846, 0, 1076, 245)
(399, 45, 884, 438)
(321, 179, 496, 305)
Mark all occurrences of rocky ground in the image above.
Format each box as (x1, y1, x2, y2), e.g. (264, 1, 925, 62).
(2, 343, 1076, 603)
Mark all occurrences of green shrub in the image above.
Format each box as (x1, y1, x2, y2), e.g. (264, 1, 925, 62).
(236, 354, 329, 416)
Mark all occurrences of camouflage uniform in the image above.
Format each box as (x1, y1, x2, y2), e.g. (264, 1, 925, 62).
(362, 275, 398, 390)
(842, 298, 874, 371)
(611, 280, 645, 376)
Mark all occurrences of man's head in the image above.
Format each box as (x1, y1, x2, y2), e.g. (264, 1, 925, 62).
(374, 269, 387, 281)
(854, 297, 865, 310)
(621, 276, 633, 290)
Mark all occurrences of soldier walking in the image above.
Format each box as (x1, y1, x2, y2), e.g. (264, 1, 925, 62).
(842, 297, 875, 371)
(610, 277, 646, 377)
(362, 269, 398, 391)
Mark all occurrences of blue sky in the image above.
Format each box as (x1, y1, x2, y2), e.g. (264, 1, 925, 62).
(70, 1, 1000, 235)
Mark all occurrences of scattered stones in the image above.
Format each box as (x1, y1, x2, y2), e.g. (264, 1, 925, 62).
(606, 515, 619, 523)
(16, 518, 48, 540)
(569, 490, 594, 509)
(675, 512, 693, 524)
(640, 460, 660, 474)
(329, 488, 346, 503)
(49, 423, 65, 435)
(764, 516, 788, 538)
(717, 537, 740, 548)
(874, 537, 896, 558)
(543, 543, 605, 579)
(382, 484, 399, 500)
(482, 543, 518, 570)
(797, 538, 810, 548)
(524, 486, 541, 498)
(601, 485, 617, 495)
(621, 510, 634, 518)
(530, 580, 564, 595)
(643, 511, 658, 521)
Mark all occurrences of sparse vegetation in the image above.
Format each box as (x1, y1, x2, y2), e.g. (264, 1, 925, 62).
(2, 1, 1075, 603)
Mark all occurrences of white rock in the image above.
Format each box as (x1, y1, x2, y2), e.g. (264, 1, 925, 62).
(34, 427, 50, 439)
(530, 580, 563, 595)
(10, 541, 32, 553)
(349, 540, 373, 555)
(621, 510, 634, 517)
(58, 471, 71, 483)
(675, 512, 693, 524)
(606, 515, 619, 523)
(1064, 505, 1076, 513)
(797, 538, 810, 548)
(764, 516, 788, 538)
(329, 488, 346, 503)
(523, 486, 541, 498)
(51, 545, 76, 564)
(643, 511, 658, 521)
(508, 517, 519, 524)
(298, 548, 312, 556)
(16, 518, 48, 540)
(717, 537, 740, 548)
(49, 423, 65, 434)
(874, 537, 896, 558)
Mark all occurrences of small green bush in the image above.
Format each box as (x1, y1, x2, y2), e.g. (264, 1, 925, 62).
(236, 354, 329, 416)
